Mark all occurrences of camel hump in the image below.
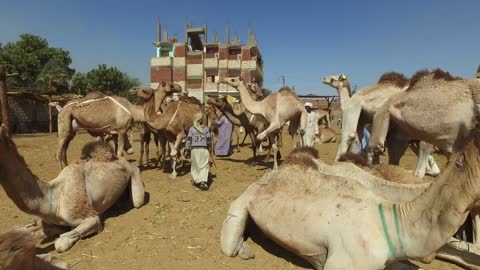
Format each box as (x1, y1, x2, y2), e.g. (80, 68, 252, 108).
(283, 146, 319, 169)
(80, 141, 115, 162)
(0, 230, 35, 262)
(179, 95, 202, 105)
(377, 72, 409, 88)
(408, 68, 462, 90)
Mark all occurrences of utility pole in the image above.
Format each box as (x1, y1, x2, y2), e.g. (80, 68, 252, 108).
(280, 75, 285, 87)
(0, 65, 18, 134)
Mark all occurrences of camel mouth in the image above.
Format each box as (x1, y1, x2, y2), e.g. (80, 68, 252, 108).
(128, 88, 139, 95)
(322, 78, 330, 85)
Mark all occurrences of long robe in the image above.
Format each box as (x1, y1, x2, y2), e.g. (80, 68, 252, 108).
(214, 115, 233, 156)
(303, 111, 318, 146)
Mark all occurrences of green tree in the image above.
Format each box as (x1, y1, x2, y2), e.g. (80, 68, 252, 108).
(86, 64, 140, 101)
(0, 34, 74, 92)
(70, 72, 88, 95)
(262, 88, 272, 96)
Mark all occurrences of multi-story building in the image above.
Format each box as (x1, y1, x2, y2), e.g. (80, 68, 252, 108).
(150, 23, 263, 103)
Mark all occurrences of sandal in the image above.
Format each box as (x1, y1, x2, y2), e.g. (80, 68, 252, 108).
(198, 182, 209, 190)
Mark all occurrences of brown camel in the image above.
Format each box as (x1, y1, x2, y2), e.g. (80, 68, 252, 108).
(0, 125, 145, 252)
(323, 73, 440, 177)
(0, 229, 68, 269)
(56, 91, 144, 169)
(368, 68, 480, 246)
(137, 122, 161, 167)
(208, 96, 283, 169)
(221, 137, 480, 270)
(130, 85, 203, 179)
(221, 77, 306, 146)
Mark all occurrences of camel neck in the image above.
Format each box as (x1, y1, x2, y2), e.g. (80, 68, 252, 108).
(130, 105, 145, 122)
(218, 104, 243, 127)
(155, 91, 169, 113)
(235, 82, 265, 117)
(337, 84, 352, 111)
(0, 147, 49, 215)
(398, 149, 480, 258)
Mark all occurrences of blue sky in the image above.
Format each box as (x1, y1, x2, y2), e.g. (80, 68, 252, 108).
(1, 0, 479, 95)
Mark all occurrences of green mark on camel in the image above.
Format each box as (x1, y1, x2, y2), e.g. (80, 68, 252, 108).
(392, 204, 405, 252)
(378, 203, 396, 257)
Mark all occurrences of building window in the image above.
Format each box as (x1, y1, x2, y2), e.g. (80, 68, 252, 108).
(206, 75, 218, 83)
(160, 50, 169, 57)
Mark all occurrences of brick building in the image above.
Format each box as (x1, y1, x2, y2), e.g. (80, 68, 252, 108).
(150, 23, 263, 103)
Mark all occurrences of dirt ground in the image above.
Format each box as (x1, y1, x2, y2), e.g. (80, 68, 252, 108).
(0, 130, 464, 270)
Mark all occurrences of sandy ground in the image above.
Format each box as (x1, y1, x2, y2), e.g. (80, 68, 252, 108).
(0, 130, 465, 270)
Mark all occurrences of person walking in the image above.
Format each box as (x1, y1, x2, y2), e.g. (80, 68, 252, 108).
(303, 102, 318, 146)
(214, 114, 233, 156)
(185, 112, 211, 190)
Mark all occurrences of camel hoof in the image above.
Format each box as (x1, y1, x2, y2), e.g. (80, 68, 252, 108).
(126, 148, 135, 155)
(238, 242, 255, 260)
(169, 172, 177, 180)
(54, 236, 76, 252)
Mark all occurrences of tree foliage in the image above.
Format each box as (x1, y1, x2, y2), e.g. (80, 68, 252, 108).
(82, 64, 140, 99)
(0, 34, 74, 92)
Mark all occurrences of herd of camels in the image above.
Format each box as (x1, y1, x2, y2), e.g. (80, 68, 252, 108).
(1, 65, 480, 269)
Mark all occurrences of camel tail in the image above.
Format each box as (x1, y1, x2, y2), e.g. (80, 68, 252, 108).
(220, 183, 259, 257)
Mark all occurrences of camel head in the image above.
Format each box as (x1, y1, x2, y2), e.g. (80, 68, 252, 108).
(221, 77, 242, 88)
(207, 96, 227, 109)
(322, 74, 351, 96)
(129, 86, 154, 101)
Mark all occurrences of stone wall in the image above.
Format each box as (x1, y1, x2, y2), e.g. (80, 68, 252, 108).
(0, 96, 57, 133)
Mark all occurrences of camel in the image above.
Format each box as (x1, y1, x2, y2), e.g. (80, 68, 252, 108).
(137, 122, 161, 167)
(0, 125, 145, 252)
(208, 96, 283, 169)
(130, 85, 203, 179)
(322, 73, 440, 178)
(221, 136, 480, 270)
(0, 229, 68, 269)
(367, 68, 480, 245)
(221, 77, 307, 146)
(317, 126, 338, 144)
(313, 107, 331, 127)
(56, 91, 144, 169)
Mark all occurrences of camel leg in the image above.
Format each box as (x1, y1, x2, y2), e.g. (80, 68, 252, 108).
(336, 99, 363, 161)
(471, 208, 480, 247)
(426, 153, 440, 176)
(59, 132, 75, 169)
(268, 134, 279, 170)
(168, 133, 184, 179)
(153, 132, 160, 168)
(139, 133, 145, 166)
(124, 135, 134, 155)
(414, 142, 436, 178)
(220, 183, 259, 259)
(129, 164, 145, 208)
(248, 131, 258, 165)
(387, 138, 409, 165)
(159, 133, 167, 168)
(436, 244, 480, 270)
(256, 122, 281, 143)
(36, 253, 68, 269)
(116, 130, 127, 157)
(54, 216, 101, 252)
(366, 102, 391, 164)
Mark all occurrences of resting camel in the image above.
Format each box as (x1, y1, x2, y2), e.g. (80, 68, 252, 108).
(313, 107, 331, 127)
(130, 84, 203, 179)
(0, 125, 145, 252)
(317, 126, 338, 144)
(221, 136, 480, 270)
(221, 77, 306, 146)
(0, 229, 68, 269)
(56, 91, 144, 169)
(208, 96, 283, 169)
(323, 73, 440, 178)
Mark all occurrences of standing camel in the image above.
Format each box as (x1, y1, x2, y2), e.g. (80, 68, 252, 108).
(221, 77, 306, 146)
(208, 96, 283, 169)
(56, 92, 144, 169)
(0, 125, 145, 252)
(367, 68, 480, 245)
(221, 136, 480, 270)
(130, 85, 203, 179)
(323, 73, 440, 177)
